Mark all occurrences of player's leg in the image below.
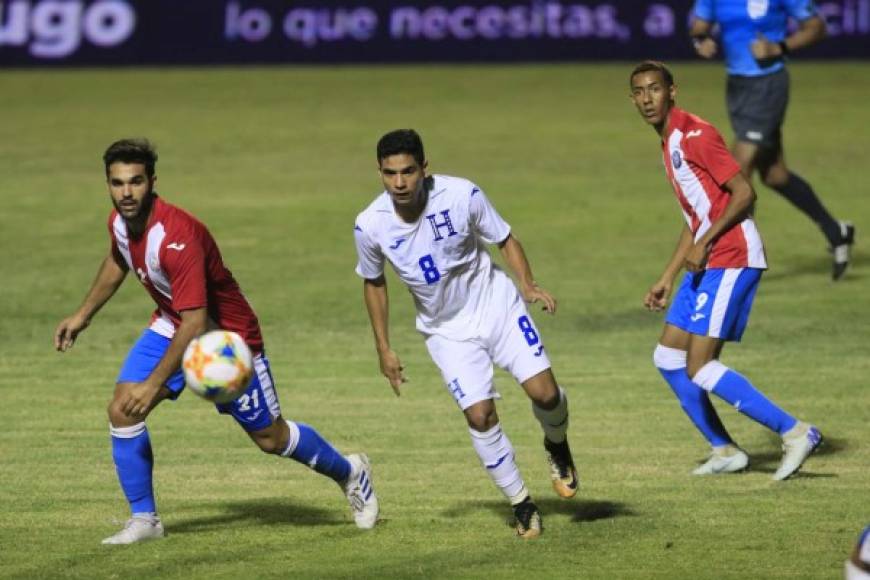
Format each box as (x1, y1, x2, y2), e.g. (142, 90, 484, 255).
(756, 143, 854, 279)
(520, 369, 578, 499)
(103, 329, 181, 545)
(463, 399, 540, 539)
(730, 69, 853, 279)
(491, 292, 578, 500)
(685, 269, 797, 435)
(757, 144, 841, 246)
(654, 272, 736, 472)
(656, 324, 737, 458)
(425, 333, 539, 538)
(685, 269, 822, 479)
(226, 353, 377, 529)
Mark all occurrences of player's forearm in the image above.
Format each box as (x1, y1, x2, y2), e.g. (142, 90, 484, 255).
(784, 16, 826, 52)
(75, 255, 128, 321)
(661, 226, 694, 281)
(145, 308, 207, 389)
(697, 178, 756, 249)
(498, 234, 536, 291)
(363, 278, 391, 354)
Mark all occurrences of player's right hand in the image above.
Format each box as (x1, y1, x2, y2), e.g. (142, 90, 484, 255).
(54, 315, 89, 352)
(694, 37, 717, 59)
(643, 281, 670, 312)
(378, 348, 407, 396)
(521, 283, 557, 314)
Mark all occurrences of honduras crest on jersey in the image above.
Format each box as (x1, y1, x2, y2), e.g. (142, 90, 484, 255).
(353, 174, 513, 340)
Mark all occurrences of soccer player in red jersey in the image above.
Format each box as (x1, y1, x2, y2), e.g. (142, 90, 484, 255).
(629, 61, 821, 480)
(55, 139, 378, 544)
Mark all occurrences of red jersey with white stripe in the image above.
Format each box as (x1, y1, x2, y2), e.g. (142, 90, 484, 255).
(108, 195, 264, 353)
(662, 107, 767, 269)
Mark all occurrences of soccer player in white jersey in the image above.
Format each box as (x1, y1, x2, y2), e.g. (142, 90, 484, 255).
(629, 61, 822, 479)
(353, 129, 578, 538)
(55, 139, 378, 544)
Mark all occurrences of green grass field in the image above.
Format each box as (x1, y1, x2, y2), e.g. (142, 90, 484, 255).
(0, 63, 867, 579)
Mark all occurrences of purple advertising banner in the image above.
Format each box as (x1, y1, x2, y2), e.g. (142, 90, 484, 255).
(0, 0, 868, 66)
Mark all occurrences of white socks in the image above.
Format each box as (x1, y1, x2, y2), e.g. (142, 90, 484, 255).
(532, 387, 569, 443)
(469, 424, 528, 505)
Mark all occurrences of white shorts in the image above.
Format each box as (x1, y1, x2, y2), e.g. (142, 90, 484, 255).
(424, 282, 551, 411)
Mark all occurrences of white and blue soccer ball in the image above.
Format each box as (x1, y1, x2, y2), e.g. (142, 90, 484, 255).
(182, 330, 253, 404)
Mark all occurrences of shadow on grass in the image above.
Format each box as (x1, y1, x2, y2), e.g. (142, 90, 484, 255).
(761, 253, 864, 284)
(169, 499, 344, 534)
(442, 497, 636, 525)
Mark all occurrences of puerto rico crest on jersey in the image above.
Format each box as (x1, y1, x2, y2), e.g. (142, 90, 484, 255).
(108, 194, 264, 353)
(663, 107, 767, 269)
(354, 175, 513, 340)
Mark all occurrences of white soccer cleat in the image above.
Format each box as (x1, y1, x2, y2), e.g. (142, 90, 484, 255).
(342, 453, 379, 529)
(101, 514, 164, 545)
(692, 445, 749, 475)
(773, 422, 823, 481)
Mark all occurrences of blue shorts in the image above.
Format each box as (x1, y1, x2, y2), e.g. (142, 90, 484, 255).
(118, 329, 282, 432)
(665, 268, 762, 342)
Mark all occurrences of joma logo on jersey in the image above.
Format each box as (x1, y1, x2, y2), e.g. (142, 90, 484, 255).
(426, 210, 457, 241)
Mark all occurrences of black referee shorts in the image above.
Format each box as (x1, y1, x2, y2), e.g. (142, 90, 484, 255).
(726, 68, 790, 150)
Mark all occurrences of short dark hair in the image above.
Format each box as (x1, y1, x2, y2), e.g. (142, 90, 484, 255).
(103, 138, 158, 177)
(377, 129, 425, 166)
(630, 60, 675, 88)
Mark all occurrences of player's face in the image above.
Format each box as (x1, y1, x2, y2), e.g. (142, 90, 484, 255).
(379, 154, 427, 207)
(107, 162, 155, 220)
(630, 71, 676, 128)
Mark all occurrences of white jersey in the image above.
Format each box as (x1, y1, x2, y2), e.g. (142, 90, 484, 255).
(354, 174, 514, 340)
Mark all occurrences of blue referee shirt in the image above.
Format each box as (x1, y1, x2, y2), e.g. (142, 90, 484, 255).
(693, 0, 818, 76)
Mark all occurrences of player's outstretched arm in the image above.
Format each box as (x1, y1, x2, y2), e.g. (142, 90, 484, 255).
(689, 17, 717, 59)
(645, 225, 694, 312)
(498, 233, 556, 314)
(363, 276, 406, 395)
(120, 307, 208, 417)
(54, 253, 128, 352)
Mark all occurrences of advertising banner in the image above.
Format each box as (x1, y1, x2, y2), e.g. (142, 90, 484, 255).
(1, 0, 868, 66)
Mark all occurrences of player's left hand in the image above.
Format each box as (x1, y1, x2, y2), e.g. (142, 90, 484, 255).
(120, 381, 161, 417)
(522, 283, 557, 314)
(751, 32, 783, 61)
(684, 242, 709, 273)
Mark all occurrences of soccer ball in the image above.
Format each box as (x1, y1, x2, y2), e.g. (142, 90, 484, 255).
(182, 330, 253, 404)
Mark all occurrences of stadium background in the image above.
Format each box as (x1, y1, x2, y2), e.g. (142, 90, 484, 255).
(1, 1, 867, 578)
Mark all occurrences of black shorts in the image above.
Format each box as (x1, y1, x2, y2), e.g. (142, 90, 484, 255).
(726, 68, 789, 150)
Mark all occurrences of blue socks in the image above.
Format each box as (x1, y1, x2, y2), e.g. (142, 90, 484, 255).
(110, 420, 352, 517)
(281, 421, 351, 482)
(693, 360, 797, 435)
(654, 345, 733, 447)
(110, 422, 155, 515)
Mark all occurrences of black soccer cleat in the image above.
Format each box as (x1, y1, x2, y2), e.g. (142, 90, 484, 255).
(513, 497, 542, 539)
(544, 437, 579, 499)
(832, 221, 855, 281)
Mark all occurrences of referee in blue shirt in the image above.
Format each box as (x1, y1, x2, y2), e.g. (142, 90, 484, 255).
(690, 0, 854, 280)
